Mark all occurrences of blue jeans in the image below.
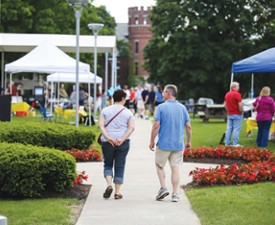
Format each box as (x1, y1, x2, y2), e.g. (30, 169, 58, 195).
(256, 120, 272, 148)
(225, 114, 243, 146)
(102, 140, 130, 184)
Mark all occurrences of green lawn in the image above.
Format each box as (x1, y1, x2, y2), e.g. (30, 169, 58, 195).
(0, 198, 78, 225)
(188, 116, 275, 225)
(191, 116, 275, 152)
(186, 183, 275, 225)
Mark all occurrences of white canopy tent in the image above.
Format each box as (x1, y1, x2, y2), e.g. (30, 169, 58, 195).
(5, 40, 90, 74)
(47, 72, 102, 126)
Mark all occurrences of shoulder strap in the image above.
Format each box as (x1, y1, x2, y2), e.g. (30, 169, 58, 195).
(105, 108, 125, 128)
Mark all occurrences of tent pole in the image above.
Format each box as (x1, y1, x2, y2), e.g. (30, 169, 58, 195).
(251, 73, 254, 98)
(10, 73, 12, 121)
(50, 81, 54, 114)
(230, 72, 234, 90)
(105, 52, 108, 98)
(4, 72, 7, 94)
(114, 48, 117, 88)
(112, 48, 115, 89)
(111, 48, 115, 104)
(1, 51, 4, 93)
(88, 74, 91, 126)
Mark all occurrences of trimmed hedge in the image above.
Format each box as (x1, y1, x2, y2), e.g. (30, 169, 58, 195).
(0, 121, 95, 150)
(0, 142, 76, 198)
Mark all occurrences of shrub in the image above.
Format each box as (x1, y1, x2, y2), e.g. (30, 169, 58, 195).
(0, 121, 95, 150)
(0, 142, 76, 198)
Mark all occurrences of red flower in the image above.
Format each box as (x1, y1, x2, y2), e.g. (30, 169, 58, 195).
(186, 146, 275, 186)
(65, 147, 102, 162)
(73, 171, 89, 185)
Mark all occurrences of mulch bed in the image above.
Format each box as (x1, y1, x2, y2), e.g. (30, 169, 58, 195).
(48, 184, 92, 200)
(0, 184, 92, 200)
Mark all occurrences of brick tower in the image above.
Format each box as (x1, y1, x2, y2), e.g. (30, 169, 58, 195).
(128, 6, 152, 79)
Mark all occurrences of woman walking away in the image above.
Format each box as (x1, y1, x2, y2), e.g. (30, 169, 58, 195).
(253, 86, 275, 148)
(99, 89, 135, 199)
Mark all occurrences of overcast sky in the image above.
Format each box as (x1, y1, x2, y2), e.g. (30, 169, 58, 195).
(92, 0, 156, 23)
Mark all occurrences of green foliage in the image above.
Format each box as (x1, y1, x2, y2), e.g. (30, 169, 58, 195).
(0, 142, 76, 198)
(127, 74, 138, 88)
(0, 121, 95, 150)
(144, 0, 275, 102)
(117, 39, 131, 58)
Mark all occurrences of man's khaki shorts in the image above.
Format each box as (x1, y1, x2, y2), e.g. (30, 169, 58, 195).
(155, 147, 183, 167)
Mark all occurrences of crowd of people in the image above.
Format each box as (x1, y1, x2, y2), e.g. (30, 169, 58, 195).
(122, 83, 164, 119)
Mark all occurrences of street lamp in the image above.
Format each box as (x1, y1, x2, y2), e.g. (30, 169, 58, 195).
(66, 0, 88, 127)
(88, 23, 104, 122)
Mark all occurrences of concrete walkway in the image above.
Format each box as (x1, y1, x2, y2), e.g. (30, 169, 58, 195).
(76, 118, 213, 225)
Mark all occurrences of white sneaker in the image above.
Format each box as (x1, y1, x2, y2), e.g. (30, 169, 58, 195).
(171, 193, 179, 202)
(156, 187, 169, 201)
(232, 144, 243, 147)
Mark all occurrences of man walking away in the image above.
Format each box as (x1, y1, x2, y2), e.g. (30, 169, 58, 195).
(149, 84, 192, 202)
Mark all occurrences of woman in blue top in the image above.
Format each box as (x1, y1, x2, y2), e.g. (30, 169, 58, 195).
(155, 85, 164, 106)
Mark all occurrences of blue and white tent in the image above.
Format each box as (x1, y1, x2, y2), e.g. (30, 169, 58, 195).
(231, 47, 275, 97)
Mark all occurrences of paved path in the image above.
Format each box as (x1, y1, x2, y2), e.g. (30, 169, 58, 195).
(76, 118, 214, 225)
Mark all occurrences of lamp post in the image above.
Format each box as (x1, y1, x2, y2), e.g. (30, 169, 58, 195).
(66, 0, 88, 127)
(88, 23, 104, 122)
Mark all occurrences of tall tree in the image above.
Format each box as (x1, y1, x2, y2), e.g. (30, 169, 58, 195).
(144, 0, 275, 101)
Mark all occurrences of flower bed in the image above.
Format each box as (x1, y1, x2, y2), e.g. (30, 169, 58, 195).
(184, 146, 271, 162)
(65, 146, 102, 162)
(184, 146, 275, 186)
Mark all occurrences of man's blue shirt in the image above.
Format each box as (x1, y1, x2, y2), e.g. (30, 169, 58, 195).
(155, 100, 190, 151)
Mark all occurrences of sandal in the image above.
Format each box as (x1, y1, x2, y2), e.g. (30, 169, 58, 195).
(103, 186, 113, 199)
(114, 193, 123, 200)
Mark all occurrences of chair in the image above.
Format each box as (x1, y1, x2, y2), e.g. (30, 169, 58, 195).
(37, 101, 54, 122)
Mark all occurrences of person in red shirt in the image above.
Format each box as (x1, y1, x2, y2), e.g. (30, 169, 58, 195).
(5, 82, 18, 96)
(224, 82, 243, 147)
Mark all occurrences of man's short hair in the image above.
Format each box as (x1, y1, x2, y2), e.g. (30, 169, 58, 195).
(230, 82, 239, 90)
(165, 84, 178, 97)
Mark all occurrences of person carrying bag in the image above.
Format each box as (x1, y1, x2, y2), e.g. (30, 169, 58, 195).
(97, 108, 125, 145)
(98, 89, 135, 200)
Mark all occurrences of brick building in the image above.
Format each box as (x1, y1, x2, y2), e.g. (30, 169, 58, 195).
(128, 6, 152, 79)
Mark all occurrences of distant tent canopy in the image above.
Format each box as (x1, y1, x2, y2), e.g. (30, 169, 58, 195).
(47, 72, 102, 84)
(231, 47, 275, 98)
